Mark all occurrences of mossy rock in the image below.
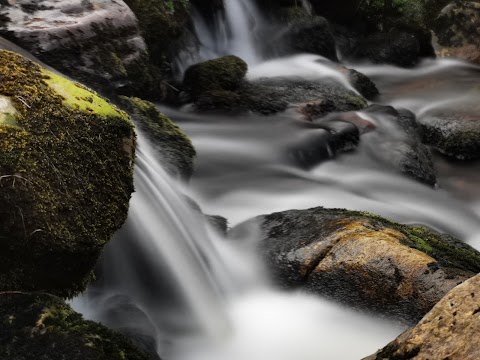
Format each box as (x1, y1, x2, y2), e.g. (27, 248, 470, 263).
(183, 55, 249, 96)
(123, 0, 191, 69)
(119, 96, 196, 180)
(0, 50, 135, 297)
(231, 206, 480, 322)
(0, 292, 153, 360)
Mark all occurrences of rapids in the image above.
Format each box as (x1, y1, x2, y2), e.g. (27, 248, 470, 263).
(73, 0, 480, 359)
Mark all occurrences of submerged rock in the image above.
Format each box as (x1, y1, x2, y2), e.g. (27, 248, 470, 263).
(364, 273, 480, 360)
(0, 0, 163, 98)
(0, 50, 135, 297)
(232, 207, 480, 323)
(119, 97, 196, 180)
(419, 101, 480, 160)
(0, 292, 153, 360)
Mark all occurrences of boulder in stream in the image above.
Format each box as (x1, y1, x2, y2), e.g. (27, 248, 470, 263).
(0, 50, 135, 297)
(364, 272, 480, 360)
(231, 207, 480, 323)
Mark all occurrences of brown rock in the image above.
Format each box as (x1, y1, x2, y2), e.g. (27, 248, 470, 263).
(231, 207, 480, 322)
(364, 273, 480, 360)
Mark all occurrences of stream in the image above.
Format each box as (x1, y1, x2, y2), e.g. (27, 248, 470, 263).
(73, 0, 480, 359)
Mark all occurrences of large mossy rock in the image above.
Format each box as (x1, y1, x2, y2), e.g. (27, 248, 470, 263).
(365, 273, 480, 360)
(0, 51, 135, 297)
(0, 292, 153, 360)
(119, 96, 196, 180)
(232, 207, 480, 322)
(0, 0, 163, 98)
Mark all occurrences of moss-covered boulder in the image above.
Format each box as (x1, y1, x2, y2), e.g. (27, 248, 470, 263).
(119, 96, 196, 180)
(0, 292, 153, 360)
(231, 207, 480, 322)
(364, 273, 480, 360)
(184, 55, 249, 97)
(0, 50, 135, 297)
(0, 0, 164, 98)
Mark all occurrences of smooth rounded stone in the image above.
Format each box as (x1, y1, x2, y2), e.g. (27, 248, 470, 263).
(118, 97, 196, 180)
(0, 292, 154, 360)
(362, 105, 437, 186)
(364, 273, 480, 360)
(0, 50, 135, 297)
(437, 44, 480, 65)
(183, 55, 248, 96)
(419, 101, 480, 160)
(231, 207, 480, 323)
(0, 0, 162, 97)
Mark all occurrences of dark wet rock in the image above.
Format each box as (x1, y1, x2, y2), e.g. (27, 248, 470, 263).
(0, 292, 154, 360)
(184, 56, 368, 115)
(0, 51, 135, 297)
(184, 55, 248, 96)
(364, 273, 480, 360)
(119, 97, 196, 180)
(350, 31, 434, 68)
(433, 1, 480, 49)
(362, 105, 437, 186)
(418, 101, 480, 160)
(122, 0, 191, 68)
(280, 13, 338, 61)
(206, 215, 229, 234)
(232, 207, 480, 323)
(341, 67, 379, 100)
(0, 0, 164, 98)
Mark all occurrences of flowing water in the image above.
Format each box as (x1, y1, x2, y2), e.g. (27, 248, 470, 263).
(74, 1, 480, 359)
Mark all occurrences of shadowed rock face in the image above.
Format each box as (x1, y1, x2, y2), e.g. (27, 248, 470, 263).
(0, 292, 155, 360)
(231, 207, 480, 323)
(364, 273, 480, 360)
(0, 0, 163, 98)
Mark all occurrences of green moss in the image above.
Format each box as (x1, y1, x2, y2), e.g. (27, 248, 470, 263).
(0, 50, 135, 297)
(119, 96, 195, 179)
(308, 207, 480, 274)
(184, 55, 248, 96)
(43, 70, 129, 121)
(0, 293, 152, 360)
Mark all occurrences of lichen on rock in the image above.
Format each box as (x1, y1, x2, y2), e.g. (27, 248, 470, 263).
(0, 50, 135, 297)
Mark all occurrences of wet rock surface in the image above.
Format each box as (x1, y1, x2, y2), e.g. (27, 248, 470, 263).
(232, 207, 480, 323)
(364, 273, 480, 360)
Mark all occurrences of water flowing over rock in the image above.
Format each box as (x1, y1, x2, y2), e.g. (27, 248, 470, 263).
(364, 273, 480, 360)
(232, 207, 480, 322)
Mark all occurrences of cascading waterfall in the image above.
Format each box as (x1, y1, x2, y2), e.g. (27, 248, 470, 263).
(74, 0, 480, 359)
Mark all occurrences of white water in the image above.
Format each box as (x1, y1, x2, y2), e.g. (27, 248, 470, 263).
(74, 2, 480, 360)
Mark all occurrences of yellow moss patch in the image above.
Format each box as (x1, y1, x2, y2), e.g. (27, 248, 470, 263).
(42, 70, 128, 121)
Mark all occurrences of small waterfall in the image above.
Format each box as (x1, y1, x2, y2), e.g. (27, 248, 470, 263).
(175, 0, 263, 74)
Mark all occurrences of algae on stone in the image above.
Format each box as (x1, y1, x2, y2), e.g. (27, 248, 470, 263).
(119, 96, 196, 179)
(0, 50, 135, 297)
